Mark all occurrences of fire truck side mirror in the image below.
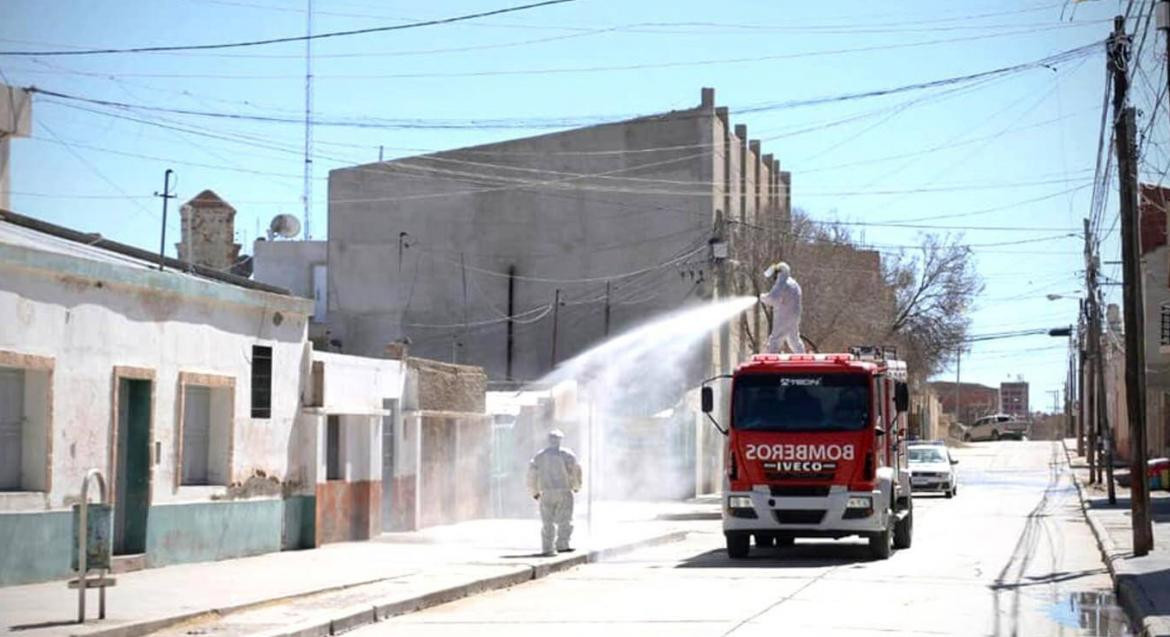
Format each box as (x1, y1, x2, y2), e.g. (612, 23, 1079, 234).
(701, 386, 714, 413)
(894, 382, 909, 413)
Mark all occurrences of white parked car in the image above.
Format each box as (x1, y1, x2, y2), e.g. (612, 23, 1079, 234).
(908, 444, 959, 498)
(963, 414, 1029, 441)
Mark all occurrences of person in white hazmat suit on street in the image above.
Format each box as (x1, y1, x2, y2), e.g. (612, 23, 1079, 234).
(759, 261, 805, 354)
(527, 429, 583, 556)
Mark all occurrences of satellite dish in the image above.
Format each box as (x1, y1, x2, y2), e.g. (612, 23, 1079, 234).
(267, 214, 301, 240)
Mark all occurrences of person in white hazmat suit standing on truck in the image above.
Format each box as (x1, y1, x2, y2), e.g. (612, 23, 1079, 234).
(759, 261, 805, 354)
(527, 429, 583, 556)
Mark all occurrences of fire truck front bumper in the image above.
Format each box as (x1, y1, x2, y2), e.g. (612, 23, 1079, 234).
(722, 486, 889, 538)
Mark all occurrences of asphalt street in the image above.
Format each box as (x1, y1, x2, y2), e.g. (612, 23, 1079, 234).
(351, 441, 1131, 636)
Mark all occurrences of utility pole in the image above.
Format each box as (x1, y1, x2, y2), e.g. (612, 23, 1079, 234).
(1077, 300, 1087, 457)
(506, 265, 515, 382)
(954, 347, 962, 427)
(1084, 219, 1100, 484)
(550, 288, 561, 369)
(603, 280, 611, 338)
(154, 169, 175, 271)
(1158, 1, 1170, 117)
(1110, 15, 1154, 555)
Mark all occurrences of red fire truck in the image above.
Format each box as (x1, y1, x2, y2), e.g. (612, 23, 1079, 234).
(701, 347, 914, 560)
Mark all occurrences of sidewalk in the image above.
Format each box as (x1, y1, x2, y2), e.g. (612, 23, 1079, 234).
(0, 499, 715, 637)
(1062, 439, 1170, 637)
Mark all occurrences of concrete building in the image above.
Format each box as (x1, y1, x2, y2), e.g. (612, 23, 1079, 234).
(1000, 381, 1030, 420)
(0, 209, 312, 585)
(0, 210, 502, 585)
(929, 381, 1000, 425)
(324, 87, 790, 384)
(1103, 304, 1130, 462)
(253, 239, 328, 339)
(1140, 183, 1170, 459)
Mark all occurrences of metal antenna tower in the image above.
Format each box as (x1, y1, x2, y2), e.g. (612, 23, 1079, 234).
(302, 0, 314, 239)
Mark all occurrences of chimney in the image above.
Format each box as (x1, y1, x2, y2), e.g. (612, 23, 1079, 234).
(700, 87, 715, 110)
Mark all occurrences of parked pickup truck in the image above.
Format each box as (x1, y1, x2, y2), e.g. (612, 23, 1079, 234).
(963, 414, 1029, 441)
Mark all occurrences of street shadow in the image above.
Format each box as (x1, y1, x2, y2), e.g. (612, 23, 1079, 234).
(501, 552, 553, 559)
(676, 542, 868, 568)
(987, 567, 1108, 591)
(10, 620, 83, 631)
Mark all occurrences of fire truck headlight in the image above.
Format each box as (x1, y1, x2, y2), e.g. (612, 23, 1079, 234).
(846, 496, 873, 510)
(727, 496, 753, 509)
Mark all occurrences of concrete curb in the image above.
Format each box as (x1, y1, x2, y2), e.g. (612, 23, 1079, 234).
(70, 575, 395, 637)
(1060, 441, 1170, 637)
(79, 529, 688, 637)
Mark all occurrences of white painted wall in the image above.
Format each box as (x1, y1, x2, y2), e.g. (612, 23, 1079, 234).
(313, 351, 404, 415)
(0, 236, 313, 512)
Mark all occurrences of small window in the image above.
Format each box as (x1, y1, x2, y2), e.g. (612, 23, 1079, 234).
(0, 365, 50, 492)
(179, 383, 232, 486)
(251, 345, 272, 418)
(1161, 303, 1170, 346)
(326, 415, 343, 480)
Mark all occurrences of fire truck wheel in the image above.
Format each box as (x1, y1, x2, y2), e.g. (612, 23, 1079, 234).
(726, 533, 750, 559)
(893, 506, 913, 550)
(869, 517, 893, 560)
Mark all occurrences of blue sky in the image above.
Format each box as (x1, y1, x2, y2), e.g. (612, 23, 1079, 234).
(1, 0, 1158, 410)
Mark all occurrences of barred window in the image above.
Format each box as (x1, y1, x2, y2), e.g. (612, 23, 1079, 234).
(1162, 303, 1170, 347)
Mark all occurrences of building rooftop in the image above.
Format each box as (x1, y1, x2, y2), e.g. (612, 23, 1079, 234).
(0, 208, 292, 298)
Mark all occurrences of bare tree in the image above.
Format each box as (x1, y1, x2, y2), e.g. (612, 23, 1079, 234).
(883, 234, 982, 377)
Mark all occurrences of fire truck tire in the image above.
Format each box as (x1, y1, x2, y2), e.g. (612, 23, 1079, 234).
(869, 517, 893, 560)
(726, 533, 750, 559)
(894, 506, 913, 550)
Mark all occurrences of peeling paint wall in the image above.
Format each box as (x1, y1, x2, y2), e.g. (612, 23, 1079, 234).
(0, 236, 313, 583)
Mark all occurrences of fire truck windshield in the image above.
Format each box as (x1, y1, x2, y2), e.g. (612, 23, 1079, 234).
(732, 373, 870, 432)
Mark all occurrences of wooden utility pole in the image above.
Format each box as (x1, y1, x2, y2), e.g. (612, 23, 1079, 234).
(1077, 299, 1087, 457)
(550, 288, 561, 369)
(603, 280, 611, 337)
(1084, 219, 1099, 483)
(1110, 15, 1154, 555)
(506, 265, 515, 382)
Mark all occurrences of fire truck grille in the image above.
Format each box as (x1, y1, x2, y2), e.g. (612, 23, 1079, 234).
(773, 509, 827, 525)
(765, 471, 835, 482)
(769, 485, 831, 497)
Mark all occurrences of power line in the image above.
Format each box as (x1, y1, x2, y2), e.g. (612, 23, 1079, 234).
(0, 0, 577, 56)
(20, 43, 1099, 130)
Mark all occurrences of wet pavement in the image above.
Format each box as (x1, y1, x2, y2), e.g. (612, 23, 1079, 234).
(348, 441, 1131, 636)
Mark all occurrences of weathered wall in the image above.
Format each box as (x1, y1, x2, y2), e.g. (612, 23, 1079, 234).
(0, 510, 71, 586)
(145, 499, 283, 567)
(176, 191, 241, 272)
(252, 239, 326, 304)
(409, 357, 486, 413)
(0, 238, 310, 509)
(0, 230, 313, 583)
(327, 89, 783, 383)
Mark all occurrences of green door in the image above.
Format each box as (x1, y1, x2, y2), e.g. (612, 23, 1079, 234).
(114, 379, 151, 555)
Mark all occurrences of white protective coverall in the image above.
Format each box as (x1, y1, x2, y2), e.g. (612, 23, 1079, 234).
(527, 431, 583, 555)
(759, 262, 805, 354)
